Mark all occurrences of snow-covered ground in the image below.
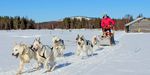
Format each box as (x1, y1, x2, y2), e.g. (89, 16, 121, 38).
(0, 29, 150, 75)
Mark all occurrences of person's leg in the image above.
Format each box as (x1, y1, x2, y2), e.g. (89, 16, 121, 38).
(102, 28, 105, 36)
(109, 29, 111, 33)
(108, 29, 112, 36)
(103, 29, 107, 36)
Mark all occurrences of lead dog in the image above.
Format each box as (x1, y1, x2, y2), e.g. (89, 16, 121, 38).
(76, 34, 93, 58)
(52, 36, 65, 57)
(12, 43, 37, 75)
(32, 37, 56, 73)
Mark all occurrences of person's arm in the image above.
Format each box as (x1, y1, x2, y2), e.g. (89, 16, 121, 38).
(109, 18, 115, 26)
(109, 18, 115, 31)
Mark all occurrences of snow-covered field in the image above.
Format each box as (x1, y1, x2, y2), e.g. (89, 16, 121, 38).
(0, 29, 150, 75)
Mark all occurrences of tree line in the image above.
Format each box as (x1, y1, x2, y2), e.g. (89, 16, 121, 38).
(36, 17, 131, 30)
(0, 14, 144, 30)
(36, 18, 101, 29)
(0, 16, 35, 30)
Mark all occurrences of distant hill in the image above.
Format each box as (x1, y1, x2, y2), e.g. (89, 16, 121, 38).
(69, 16, 96, 20)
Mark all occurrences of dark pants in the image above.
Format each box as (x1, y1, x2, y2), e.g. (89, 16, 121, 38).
(102, 28, 111, 33)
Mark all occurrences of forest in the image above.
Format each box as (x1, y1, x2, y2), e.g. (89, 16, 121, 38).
(0, 16, 35, 30)
(0, 14, 144, 30)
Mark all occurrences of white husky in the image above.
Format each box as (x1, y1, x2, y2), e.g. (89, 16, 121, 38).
(76, 34, 93, 58)
(52, 36, 65, 57)
(32, 37, 55, 73)
(12, 43, 37, 75)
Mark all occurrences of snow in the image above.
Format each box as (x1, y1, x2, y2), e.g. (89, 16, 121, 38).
(0, 29, 150, 75)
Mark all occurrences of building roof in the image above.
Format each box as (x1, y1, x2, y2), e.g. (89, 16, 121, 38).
(125, 17, 145, 26)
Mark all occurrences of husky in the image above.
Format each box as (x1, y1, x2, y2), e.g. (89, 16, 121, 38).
(32, 37, 56, 73)
(52, 36, 65, 57)
(91, 35, 105, 51)
(75, 34, 93, 58)
(92, 36, 101, 47)
(12, 43, 37, 75)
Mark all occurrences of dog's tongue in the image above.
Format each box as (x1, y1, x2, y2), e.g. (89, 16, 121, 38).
(15, 53, 19, 58)
(15, 55, 18, 58)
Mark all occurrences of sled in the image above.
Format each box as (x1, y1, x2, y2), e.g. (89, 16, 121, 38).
(98, 32, 115, 46)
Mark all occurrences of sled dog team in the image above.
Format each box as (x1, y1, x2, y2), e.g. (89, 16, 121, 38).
(12, 34, 101, 75)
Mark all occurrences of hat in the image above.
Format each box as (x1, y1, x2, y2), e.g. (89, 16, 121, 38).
(103, 14, 108, 18)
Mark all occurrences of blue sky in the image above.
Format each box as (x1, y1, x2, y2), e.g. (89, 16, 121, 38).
(0, 0, 149, 22)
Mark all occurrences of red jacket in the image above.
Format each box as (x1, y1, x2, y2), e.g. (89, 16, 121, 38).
(101, 17, 115, 29)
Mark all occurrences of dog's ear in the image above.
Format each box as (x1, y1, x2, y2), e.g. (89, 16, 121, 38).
(51, 47, 53, 50)
(13, 41, 17, 46)
(53, 36, 56, 38)
(24, 46, 29, 54)
(21, 48, 28, 55)
(38, 37, 41, 41)
(21, 45, 29, 55)
(81, 35, 84, 38)
(81, 35, 84, 39)
(93, 36, 97, 40)
(36, 37, 40, 41)
(20, 46, 25, 55)
(76, 34, 79, 40)
(30, 44, 33, 48)
(77, 34, 79, 37)
(28, 44, 33, 49)
(19, 41, 24, 45)
(81, 35, 85, 41)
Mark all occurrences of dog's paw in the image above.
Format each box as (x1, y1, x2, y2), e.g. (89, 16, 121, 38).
(33, 66, 41, 71)
(81, 56, 87, 59)
(16, 72, 21, 75)
(43, 69, 51, 73)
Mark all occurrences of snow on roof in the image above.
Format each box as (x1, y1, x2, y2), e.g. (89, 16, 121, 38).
(125, 17, 145, 26)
